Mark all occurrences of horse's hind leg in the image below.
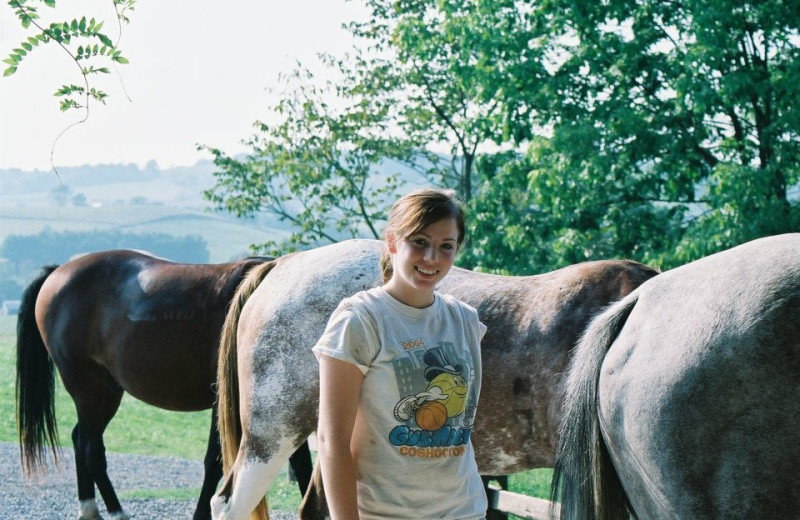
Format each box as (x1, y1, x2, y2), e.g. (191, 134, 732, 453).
(299, 460, 328, 520)
(68, 374, 128, 520)
(205, 428, 311, 520)
(72, 424, 102, 519)
(289, 440, 312, 495)
(211, 438, 297, 520)
(194, 406, 224, 520)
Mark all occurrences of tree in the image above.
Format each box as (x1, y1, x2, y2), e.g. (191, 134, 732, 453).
(519, 0, 800, 267)
(204, 0, 548, 260)
(202, 64, 417, 256)
(362, 0, 800, 271)
(346, 0, 548, 202)
(206, 0, 800, 271)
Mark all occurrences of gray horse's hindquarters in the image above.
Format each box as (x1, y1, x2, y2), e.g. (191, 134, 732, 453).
(596, 233, 800, 519)
(213, 239, 660, 520)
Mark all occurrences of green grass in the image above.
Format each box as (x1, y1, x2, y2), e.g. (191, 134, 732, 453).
(1, 315, 549, 513)
(508, 469, 553, 501)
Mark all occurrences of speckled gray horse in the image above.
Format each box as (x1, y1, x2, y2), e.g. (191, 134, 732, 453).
(209, 239, 659, 520)
(551, 233, 800, 520)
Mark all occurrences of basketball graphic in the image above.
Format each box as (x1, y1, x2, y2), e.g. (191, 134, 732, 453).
(429, 373, 468, 417)
(415, 401, 448, 431)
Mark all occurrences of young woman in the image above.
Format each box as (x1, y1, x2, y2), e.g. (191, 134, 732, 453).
(313, 189, 488, 520)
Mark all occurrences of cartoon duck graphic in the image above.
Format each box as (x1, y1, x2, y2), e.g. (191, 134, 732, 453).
(393, 347, 469, 431)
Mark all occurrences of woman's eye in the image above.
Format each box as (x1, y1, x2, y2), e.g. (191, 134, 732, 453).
(412, 238, 427, 246)
(442, 243, 454, 250)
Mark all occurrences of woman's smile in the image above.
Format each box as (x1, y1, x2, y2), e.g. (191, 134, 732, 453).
(384, 217, 459, 308)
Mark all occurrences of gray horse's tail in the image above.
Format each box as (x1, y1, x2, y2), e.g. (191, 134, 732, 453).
(550, 290, 639, 520)
(16, 265, 60, 478)
(216, 258, 279, 520)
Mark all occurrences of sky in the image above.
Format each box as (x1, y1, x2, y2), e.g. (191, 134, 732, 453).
(0, 0, 368, 171)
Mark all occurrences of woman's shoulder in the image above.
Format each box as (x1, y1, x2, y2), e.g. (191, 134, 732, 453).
(340, 285, 384, 307)
(333, 286, 387, 320)
(437, 292, 480, 320)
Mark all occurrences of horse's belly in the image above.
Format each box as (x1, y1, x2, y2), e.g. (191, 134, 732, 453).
(107, 329, 217, 411)
(116, 368, 215, 411)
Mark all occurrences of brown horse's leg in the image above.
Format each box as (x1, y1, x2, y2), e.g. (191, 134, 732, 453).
(289, 440, 313, 496)
(194, 407, 223, 520)
(68, 371, 126, 518)
(72, 424, 97, 506)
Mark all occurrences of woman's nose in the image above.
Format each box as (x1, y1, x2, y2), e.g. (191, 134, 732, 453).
(424, 247, 439, 262)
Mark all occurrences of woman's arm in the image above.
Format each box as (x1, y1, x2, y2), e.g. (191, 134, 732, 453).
(317, 354, 364, 520)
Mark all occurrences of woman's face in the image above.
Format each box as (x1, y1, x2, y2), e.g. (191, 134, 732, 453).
(385, 217, 459, 308)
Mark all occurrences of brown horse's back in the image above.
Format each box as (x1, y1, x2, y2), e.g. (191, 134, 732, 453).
(36, 250, 262, 411)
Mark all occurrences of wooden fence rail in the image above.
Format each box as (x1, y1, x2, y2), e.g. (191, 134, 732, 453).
(486, 484, 559, 520)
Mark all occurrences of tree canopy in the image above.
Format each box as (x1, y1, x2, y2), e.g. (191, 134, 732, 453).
(204, 0, 798, 272)
(522, 0, 800, 268)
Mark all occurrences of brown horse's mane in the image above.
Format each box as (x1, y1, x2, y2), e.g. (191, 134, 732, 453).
(216, 258, 279, 520)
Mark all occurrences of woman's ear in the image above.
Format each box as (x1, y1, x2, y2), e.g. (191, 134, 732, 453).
(386, 231, 398, 254)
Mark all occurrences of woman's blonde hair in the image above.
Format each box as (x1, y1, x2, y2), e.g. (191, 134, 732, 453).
(380, 188, 466, 283)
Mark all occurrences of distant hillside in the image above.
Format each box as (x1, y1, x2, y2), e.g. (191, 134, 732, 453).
(0, 160, 293, 264)
(0, 157, 428, 267)
(0, 156, 429, 209)
(0, 160, 218, 208)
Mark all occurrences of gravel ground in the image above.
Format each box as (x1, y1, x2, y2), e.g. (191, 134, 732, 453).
(0, 443, 299, 520)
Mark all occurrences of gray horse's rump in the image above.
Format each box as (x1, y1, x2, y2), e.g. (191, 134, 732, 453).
(556, 233, 800, 520)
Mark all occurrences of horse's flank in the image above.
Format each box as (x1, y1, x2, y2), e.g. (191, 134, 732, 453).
(439, 258, 658, 472)
(552, 233, 800, 520)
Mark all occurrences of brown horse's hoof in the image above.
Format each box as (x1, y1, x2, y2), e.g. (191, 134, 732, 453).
(78, 499, 102, 519)
(108, 512, 130, 520)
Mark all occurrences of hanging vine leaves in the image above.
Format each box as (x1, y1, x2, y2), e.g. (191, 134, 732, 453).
(4, 0, 133, 111)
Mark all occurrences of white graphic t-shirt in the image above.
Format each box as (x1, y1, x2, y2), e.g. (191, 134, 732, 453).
(313, 286, 488, 520)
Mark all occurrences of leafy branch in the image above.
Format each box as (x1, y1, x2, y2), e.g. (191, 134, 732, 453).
(4, 0, 133, 171)
(4, 0, 131, 111)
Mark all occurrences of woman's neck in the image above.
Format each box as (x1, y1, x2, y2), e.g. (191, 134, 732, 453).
(383, 282, 435, 308)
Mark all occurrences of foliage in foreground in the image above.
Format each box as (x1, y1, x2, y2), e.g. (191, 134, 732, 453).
(4, 0, 132, 112)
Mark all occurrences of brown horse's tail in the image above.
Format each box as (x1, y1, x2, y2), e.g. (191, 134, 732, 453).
(16, 265, 60, 478)
(550, 290, 639, 520)
(217, 258, 279, 520)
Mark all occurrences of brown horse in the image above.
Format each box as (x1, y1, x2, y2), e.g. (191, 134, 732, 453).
(16, 250, 312, 520)
(208, 239, 659, 520)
